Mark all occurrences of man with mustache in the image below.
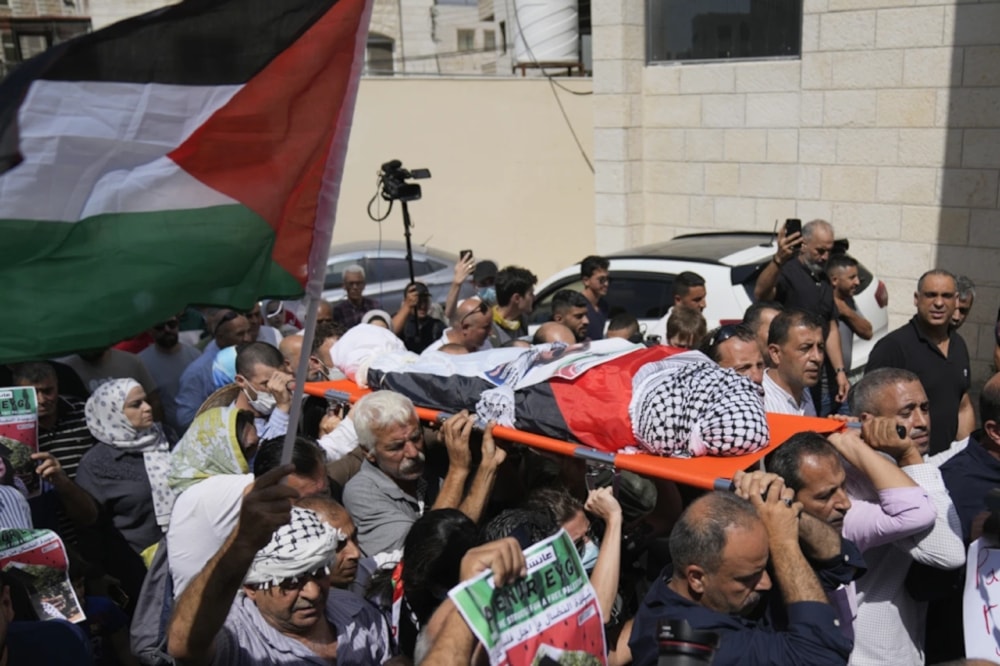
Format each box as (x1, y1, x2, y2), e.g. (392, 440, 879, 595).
(842, 368, 964, 666)
(342, 391, 506, 559)
(167, 469, 392, 665)
(762, 309, 826, 416)
(867, 270, 974, 455)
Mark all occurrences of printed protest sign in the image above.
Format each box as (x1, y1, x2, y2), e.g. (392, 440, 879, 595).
(0, 529, 85, 624)
(449, 529, 607, 666)
(0, 387, 40, 497)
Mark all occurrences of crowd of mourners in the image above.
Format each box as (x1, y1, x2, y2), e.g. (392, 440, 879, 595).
(1, 218, 999, 665)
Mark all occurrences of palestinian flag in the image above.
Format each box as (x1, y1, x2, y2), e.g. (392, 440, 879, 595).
(0, 0, 373, 362)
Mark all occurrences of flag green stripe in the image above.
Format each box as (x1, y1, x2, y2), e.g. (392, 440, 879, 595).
(1, 205, 302, 362)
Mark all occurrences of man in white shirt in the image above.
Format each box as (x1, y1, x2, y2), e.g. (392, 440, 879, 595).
(762, 309, 826, 416)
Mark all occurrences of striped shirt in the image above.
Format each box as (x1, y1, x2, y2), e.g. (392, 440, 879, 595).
(762, 370, 816, 417)
(38, 396, 95, 480)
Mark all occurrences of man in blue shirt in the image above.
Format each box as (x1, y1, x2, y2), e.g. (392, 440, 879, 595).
(630, 488, 852, 665)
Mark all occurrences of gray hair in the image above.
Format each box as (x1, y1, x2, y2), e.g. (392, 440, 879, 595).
(353, 391, 417, 453)
(342, 264, 365, 281)
(849, 367, 922, 417)
(801, 219, 833, 241)
(669, 492, 759, 575)
(956, 275, 976, 301)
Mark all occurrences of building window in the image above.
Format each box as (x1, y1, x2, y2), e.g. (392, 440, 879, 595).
(366, 33, 394, 75)
(483, 29, 496, 52)
(647, 0, 801, 63)
(457, 29, 475, 52)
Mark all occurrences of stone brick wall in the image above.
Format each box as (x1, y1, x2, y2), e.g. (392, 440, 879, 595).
(593, 0, 1000, 385)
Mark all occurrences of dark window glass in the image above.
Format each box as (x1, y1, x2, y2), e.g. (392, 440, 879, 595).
(366, 258, 429, 283)
(531, 273, 676, 324)
(648, 0, 801, 63)
(366, 34, 394, 75)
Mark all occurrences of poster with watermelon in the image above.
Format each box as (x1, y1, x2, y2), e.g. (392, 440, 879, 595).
(448, 530, 607, 666)
(0, 387, 40, 497)
(0, 529, 85, 624)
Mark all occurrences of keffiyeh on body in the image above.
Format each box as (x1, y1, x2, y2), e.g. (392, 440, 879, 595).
(629, 351, 769, 457)
(168, 406, 247, 495)
(244, 507, 344, 588)
(85, 378, 174, 527)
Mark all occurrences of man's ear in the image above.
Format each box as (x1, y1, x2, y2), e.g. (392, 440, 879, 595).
(767, 344, 781, 367)
(364, 447, 378, 465)
(858, 412, 874, 424)
(235, 374, 248, 390)
(913, 291, 919, 308)
(243, 585, 258, 602)
(984, 419, 1000, 446)
(684, 564, 708, 595)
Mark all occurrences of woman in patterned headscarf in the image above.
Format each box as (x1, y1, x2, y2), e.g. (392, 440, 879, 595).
(77, 378, 173, 554)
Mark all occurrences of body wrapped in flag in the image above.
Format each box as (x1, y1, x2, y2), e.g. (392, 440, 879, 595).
(335, 324, 769, 458)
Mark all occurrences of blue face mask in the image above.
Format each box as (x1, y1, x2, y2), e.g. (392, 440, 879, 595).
(477, 286, 497, 305)
(580, 539, 600, 572)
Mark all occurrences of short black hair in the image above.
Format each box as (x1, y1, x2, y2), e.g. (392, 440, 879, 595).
(552, 289, 588, 316)
(495, 266, 538, 307)
(607, 312, 639, 333)
(765, 431, 840, 492)
(252, 436, 325, 478)
(9, 362, 56, 385)
(743, 301, 784, 331)
(580, 255, 609, 279)
(235, 341, 284, 377)
(480, 508, 557, 547)
(825, 254, 858, 276)
(673, 271, 706, 298)
(767, 308, 826, 347)
(311, 321, 346, 355)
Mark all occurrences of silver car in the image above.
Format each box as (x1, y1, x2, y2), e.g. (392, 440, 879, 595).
(322, 241, 473, 314)
(530, 231, 889, 373)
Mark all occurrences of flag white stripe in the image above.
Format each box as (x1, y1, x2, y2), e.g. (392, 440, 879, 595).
(0, 80, 242, 222)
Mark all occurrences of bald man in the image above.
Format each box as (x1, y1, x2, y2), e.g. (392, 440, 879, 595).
(422, 297, 493, 354)
(532, 322, 577, 345)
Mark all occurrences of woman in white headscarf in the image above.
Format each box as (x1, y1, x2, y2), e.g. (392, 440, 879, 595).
(77, 378, 173, 555)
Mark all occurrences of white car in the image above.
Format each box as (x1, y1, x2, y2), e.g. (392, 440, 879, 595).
(530, 231, 889, 373)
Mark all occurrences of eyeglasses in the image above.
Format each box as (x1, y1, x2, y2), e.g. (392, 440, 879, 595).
(594, 276, 610, 285)
(707, 324, 741, 348)
(459, 301, 489, 326)
(153, 319, 179, 331)
(250, 565, 331, 592)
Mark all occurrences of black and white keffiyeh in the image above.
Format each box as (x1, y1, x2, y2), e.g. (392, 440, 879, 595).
(244, 507, 344, 589)
(629, 351, 769, 457)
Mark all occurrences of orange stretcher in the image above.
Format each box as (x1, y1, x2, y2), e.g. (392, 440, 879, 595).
(304, 379, 845, 490)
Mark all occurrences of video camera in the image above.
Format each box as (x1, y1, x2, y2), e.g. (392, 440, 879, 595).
(657, 619, 720, 665)
(379, 159, 431, 203)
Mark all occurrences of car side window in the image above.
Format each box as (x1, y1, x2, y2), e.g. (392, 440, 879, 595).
(529, 278, 584, 325)
(531, 273, 675, 324)
(365, 258, 425, 283)
(606, 275, 674, 320)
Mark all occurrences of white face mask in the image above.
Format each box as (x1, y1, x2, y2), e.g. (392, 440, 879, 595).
(243, 386, 276, 416)
(580, 539, 600, 572)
